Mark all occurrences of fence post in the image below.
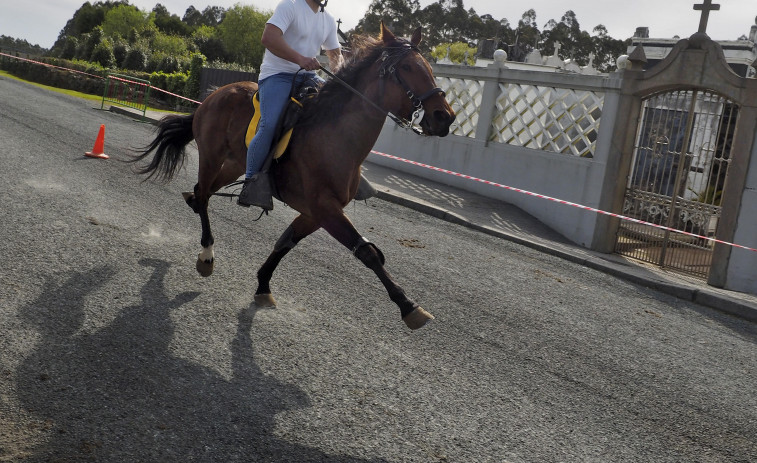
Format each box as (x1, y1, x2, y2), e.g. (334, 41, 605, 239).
(100, 75, 109, 110)
(474, 64, 504, 145)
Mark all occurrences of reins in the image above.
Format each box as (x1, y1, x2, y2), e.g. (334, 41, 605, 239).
(318, 45, 444, 136)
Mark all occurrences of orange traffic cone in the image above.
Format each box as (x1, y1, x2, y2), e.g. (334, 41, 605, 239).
(85, 124, 109, 159)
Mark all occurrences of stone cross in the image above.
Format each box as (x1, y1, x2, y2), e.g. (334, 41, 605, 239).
(694, 0, 720, 34)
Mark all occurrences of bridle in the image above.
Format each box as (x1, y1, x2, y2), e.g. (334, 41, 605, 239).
(378, 45, 446, 131)
(318, 43, 445, 135)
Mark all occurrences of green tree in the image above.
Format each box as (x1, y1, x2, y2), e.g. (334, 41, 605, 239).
(183, 6, 204, 28)
(192, 25, 227, 62)
(431, 41, 476, 64)
(541, 10, 592, 65)
(201, 6, 226, 27)
(153, 4, 191, 36)
(122, 47, 148, 70)
(101, 4, 151, 39)
(183, 5, 225, 29)
(77, 26, 104, 61)
(51, 1, 127, 55)
(591, 25, 629, 72)
(415, 2, 445, 47)
(513, 8, 540, 56)
(113, 40, 129, 66)
(185, 53, 207, 99)
(151, 32, 188, 56)
(59, 36, 79, 60)
(91, 38, 115, 67)
(416, 0, 473, 45)
(216, 4, 270, 69)
(354, 0, 421, 38)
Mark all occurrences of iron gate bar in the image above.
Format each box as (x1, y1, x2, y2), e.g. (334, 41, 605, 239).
(660, 90, 699, 267)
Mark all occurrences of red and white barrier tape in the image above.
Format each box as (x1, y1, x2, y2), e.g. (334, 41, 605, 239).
(0, 52, 104, 79)
(1, 52, 201, 105)
(370, 149, 757, 253)
(106, 74, 201, 105)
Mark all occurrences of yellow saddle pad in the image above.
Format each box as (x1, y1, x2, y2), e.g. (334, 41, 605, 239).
(245, 92, 302, 160)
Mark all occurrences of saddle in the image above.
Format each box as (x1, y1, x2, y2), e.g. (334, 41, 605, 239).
(238, 76, 375, 210)
(244, 83, 318, 160)
(237, 80, 317, 210)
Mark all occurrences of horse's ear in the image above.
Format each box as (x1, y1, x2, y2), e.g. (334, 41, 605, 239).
(410, 27, 422, 47)
(380, 21, 396, 44)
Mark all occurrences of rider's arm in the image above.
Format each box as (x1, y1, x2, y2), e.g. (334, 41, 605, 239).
(261, 24, 321, 71)
(324, 48, 344, 71)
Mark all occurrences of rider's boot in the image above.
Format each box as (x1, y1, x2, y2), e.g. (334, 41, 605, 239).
(237, 173, 274, 211)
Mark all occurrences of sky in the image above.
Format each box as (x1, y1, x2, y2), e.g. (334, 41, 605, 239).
(1, 0, 755, 50)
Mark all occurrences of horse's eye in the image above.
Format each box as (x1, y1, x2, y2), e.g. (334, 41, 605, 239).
(401, 63, 412, 72)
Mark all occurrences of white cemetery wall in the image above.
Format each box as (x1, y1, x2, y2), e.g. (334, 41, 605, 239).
(369, 62, 624, 248)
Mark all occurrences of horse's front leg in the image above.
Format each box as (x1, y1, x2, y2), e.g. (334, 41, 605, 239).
(255, 215, 319, 307)
(322, 213, 433, 330)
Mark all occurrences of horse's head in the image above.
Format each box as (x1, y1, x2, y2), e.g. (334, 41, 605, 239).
(378, 23, 456, 137)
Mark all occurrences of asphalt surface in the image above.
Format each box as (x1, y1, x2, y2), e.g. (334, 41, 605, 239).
(1, 74, 757, 462)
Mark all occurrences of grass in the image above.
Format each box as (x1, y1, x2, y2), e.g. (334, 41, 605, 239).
(0, 69, 102, 102)
(0, 69, 186, 114)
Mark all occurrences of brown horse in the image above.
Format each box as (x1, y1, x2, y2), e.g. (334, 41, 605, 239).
(133, 24, 455, 329)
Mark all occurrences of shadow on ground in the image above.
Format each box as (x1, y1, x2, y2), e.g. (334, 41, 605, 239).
(16, 259, 385, 462)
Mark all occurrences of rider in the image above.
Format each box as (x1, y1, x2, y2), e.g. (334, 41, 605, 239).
(238, 0, 345, 209)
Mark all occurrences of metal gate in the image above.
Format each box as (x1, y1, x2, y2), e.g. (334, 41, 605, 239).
(615, 89, 739, 278)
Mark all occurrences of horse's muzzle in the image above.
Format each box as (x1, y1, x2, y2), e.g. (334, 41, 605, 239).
(421, 109, 456, 137)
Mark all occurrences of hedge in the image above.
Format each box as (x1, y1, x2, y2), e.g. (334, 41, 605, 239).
(0, 53, 196, 110)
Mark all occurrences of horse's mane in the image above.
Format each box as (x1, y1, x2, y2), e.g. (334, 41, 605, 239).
(297, 33, 412, 128)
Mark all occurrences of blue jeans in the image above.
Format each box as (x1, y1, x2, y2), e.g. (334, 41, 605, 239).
(245, 72, 322, 178)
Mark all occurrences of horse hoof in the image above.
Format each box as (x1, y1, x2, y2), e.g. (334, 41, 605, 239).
(196, 255, 214, 277)
(254, 293, 276, 307)
(403, 307, 435, 330)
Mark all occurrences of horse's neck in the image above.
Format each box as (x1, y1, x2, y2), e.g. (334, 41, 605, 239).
(332, 93, 389, 161)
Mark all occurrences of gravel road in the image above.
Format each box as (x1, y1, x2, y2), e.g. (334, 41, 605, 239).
(1, 75, 756, 462)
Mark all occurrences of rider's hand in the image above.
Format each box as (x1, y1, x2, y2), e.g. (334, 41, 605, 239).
(298, 56, 321, 71)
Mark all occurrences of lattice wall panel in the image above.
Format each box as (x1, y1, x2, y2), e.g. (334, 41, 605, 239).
(436, 76, 483, 138)
(492, 83, 604, 157)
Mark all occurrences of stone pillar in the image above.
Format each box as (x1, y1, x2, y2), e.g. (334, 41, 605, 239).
(709, 104, 757, 289)
(474, 61, 505, 144)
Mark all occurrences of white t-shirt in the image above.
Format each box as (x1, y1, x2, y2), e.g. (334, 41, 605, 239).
(259, 0, 340, 81)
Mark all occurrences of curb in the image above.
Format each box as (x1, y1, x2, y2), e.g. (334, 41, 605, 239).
(375, 188, 757, 324)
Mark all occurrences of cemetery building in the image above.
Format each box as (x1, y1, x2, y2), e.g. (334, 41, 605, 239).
(628, 17, 757, 77)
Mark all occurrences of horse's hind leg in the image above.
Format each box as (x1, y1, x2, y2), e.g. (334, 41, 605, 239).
(254, 215, 319, 307)
(183, 150, 245, 277)
(321, 213, 433, 330)
(184, 184, 215, 277)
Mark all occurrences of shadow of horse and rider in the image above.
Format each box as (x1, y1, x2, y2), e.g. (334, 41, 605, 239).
(16, 259, 387, 462)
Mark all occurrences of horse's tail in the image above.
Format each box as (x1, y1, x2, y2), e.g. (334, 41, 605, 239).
(131, 113, 195, 181)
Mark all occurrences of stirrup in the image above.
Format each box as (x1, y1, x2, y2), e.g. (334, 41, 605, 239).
(355, 174, 377, 201)
(237, 173, 274, 211)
